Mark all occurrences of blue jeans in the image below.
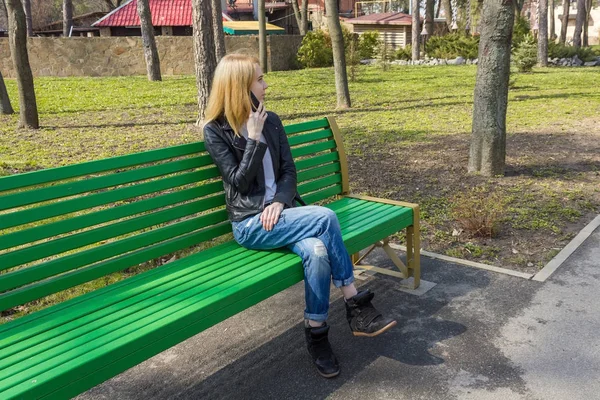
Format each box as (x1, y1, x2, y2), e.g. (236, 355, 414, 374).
(231, 205, 355, 322)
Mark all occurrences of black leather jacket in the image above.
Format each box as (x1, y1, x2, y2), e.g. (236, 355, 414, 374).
(204, 112, 304, 222)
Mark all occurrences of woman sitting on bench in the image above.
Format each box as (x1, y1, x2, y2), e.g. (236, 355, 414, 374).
(203, 53, 396, 378)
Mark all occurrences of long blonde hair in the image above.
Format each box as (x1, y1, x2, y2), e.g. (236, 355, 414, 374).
(204, 54, 259, 136)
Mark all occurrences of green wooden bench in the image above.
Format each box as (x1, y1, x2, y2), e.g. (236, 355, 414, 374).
(0, 116, 420, 399)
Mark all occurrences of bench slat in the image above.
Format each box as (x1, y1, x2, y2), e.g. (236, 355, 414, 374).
(0, 206, 228, 296)
(0, 169, 219, 231)
(0, 221, 232, 317)
(294, 151, 339, 172)
(297, 174, 342, 196)
(302, 185, 343, 204)
(283, 118, 329, 135)
(323, 196, 359, 212)
(342, 205, 405, 237)
(0, 155, 214, 211)
(287, 128, 332, 147)
(346, 214, 414, 254)
(0, 181, 224, 252)
(297, 162, 341, 183)
(0, 142, 204, 193)
(290, 140, 337, 158)
(0, 194, 226, 273)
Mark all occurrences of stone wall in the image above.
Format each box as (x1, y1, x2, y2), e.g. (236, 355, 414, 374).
(0, 35, 303, 78)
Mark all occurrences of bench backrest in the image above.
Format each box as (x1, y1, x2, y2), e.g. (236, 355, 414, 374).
(0, 117, 348, 313)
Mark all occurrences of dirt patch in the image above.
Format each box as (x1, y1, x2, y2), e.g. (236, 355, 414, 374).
(348, 117, 600, 274)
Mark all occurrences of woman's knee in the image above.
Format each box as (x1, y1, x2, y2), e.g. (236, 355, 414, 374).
(296, 237, 328, 260)
(293, 238, 331, 277)
(312, 206, 337, 223)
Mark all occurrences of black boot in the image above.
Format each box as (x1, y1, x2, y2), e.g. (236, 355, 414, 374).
(345, 289, 397, 337)
(304, 322, 340, 378)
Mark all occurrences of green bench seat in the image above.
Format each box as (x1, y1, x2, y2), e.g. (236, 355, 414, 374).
(0, 116, 420, 399)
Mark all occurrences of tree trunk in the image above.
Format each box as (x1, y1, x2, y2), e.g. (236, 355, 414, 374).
(0, 70, 14, 115)
(572, 0, 585, 47)
(63, 0, 73, 37)
(137, 0, 161, 81)
(291, 0, 308, 34)
(104, 0, 123, 10)
(559, 0, 570, 44)
(300, 0, 308, 34)
(23, 0, 32, 37)
(443, 0, 453, 28)
(0, 1, 7, 31)
(325, 0, 351, 108)
(436, 0, 442, 18)
(468, 0, 514, 176)
(5, 0, 39, 129)
(258, 0, 267, 72)
(583, 0, 591, 46)
(291, 0, 302, 34)
(211, 0, 226, 61)
(538, 0, 548, 65)
(192, 0, 217, 124)
(412, 0, 420, 60)
(426, 0, 435, 35)
(549, 0, 556, 40)
(514, 0, 525, 14)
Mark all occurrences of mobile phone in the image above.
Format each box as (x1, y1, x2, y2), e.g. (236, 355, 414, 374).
(250, 92, 261, 111)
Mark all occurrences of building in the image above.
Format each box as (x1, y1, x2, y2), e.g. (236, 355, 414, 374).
(35, 12, 106, 37)
(552, 3, 599, 45)
(92, 0, 296, 36)
(526, 2, 599, 45)
(346, 12, 413, 50)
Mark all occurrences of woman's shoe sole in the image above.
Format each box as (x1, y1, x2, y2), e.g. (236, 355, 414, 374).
(318, 369, 340, 378)
(352, 320, 397, 337)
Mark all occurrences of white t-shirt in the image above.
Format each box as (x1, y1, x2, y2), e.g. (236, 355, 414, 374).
(241, 125, 277, 205)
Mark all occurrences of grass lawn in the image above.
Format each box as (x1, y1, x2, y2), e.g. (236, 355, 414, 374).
(1, 65, 599, 313)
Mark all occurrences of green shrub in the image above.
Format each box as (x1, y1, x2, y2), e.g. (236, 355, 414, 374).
(297, 30, 333, 68)
(297, 28, 381, 68)
(425, 33, 479, 59)
(513, 34, 537, 72)
(358, 31, 380, 59)
(548, 42, 599, 62)
(512, 15, 531, 48)
(396, 45, 411, 61)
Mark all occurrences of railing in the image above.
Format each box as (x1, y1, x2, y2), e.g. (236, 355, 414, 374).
(354, 0, 409, 18)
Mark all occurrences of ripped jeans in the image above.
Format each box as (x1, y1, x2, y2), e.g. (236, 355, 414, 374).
(231, 205, 355, 322)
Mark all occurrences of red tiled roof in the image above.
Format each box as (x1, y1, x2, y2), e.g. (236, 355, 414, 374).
(346, 12, 413, 25)
(93, 0, 287, 27)
(93, 0, 192, 27)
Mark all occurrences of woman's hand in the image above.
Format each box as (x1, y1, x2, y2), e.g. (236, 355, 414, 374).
(260, 202, 284, 231)
(247, 102, 267, 141)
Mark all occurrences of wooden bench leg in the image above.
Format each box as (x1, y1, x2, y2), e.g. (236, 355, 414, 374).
(406, 226, 421, 289)
(351, 229, 421, 289)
